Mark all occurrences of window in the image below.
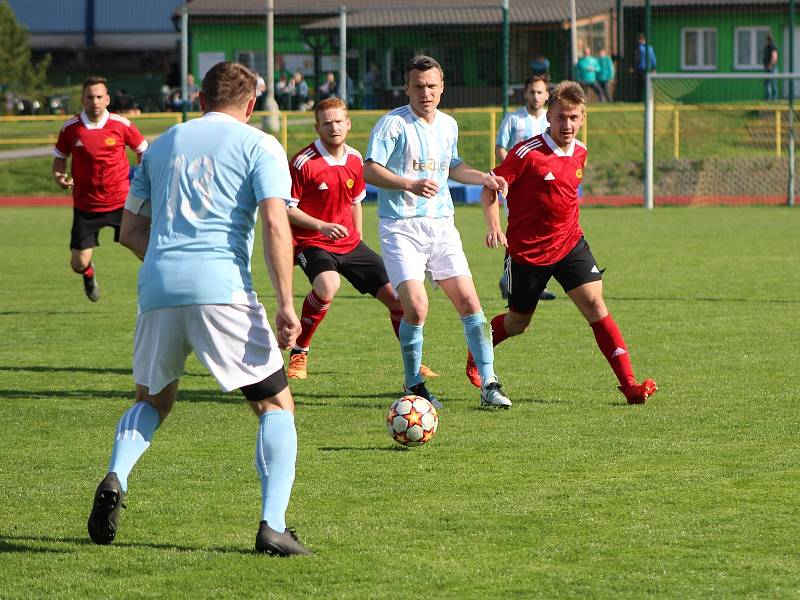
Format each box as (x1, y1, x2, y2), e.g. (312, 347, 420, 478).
(235, 51, 266, 76)
(735, 27, 771, 70)
(682, 28, 717, 70)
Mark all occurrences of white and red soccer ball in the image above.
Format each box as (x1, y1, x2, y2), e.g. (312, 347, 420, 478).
(386, 394, 438, 447)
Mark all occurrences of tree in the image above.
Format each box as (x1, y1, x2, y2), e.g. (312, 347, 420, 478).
(0, 0, 50, 99)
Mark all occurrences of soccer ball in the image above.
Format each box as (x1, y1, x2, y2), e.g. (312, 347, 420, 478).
(386, 394, 438, 447)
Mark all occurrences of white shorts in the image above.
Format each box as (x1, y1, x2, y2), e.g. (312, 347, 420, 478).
(133, 294, 284, 395)
(379, 216, 471, 289)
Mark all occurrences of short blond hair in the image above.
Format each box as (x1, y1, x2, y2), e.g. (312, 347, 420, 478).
(550, 80, 586, 110)
(314, 97, 348, 121)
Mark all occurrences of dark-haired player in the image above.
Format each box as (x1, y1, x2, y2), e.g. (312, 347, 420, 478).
(52, 76, 147, 302)
(478, 80, 657, 404)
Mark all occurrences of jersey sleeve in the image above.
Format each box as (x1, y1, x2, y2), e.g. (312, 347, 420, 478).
(126, 122, 148, 154)
(496, 114, 513, 149)
(448, 118, 463, 169)
(289, 155, 307, 204)
(252, 134, 295, 208)
(490, 144, 527, 188)
(54, 125, 72, 158)
(128, 153, 152, 202)
(365, 115, 400, 167)
(351, 159, 366, 203)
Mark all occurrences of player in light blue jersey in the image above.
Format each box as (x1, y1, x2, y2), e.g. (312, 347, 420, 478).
(364, 55, 512, 409)
(86, 62, 311, 556)
(495, 73, 556, 303)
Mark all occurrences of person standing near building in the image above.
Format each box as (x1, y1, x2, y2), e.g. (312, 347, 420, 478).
(364, 55, 512, 409)
(495, 73, 556, 302)
(634, 33, 656, 101)
(576, 47, 606, 102)
(86, 61, 311, 556)
(597, 48, 615, 102)
(478, 81, 658, 405)
(763, 35, 779, 101)
(52, 76, 148, 302)
(286, 97, 438, 382)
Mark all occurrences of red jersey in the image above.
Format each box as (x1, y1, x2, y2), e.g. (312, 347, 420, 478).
(491, 132, 588, 266)
(54, 110, 148, 212)
(289, 139, 366, 254)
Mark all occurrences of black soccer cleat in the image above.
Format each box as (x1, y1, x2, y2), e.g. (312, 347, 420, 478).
(83, 264, 100, 302)
(539, 288, 556, 301)
(404, 381, 442, 410)
(87, 472, 126, 545)
(255, 522, 312, 556)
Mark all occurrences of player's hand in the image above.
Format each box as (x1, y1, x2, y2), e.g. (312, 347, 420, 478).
(483, 174, 508, 197)
(53, 171, 73, 189)
(274, 307, 301, 350)
(319, 222, 349, 240)
(408, 178, 439, 198)
(485, 229, 507, 249)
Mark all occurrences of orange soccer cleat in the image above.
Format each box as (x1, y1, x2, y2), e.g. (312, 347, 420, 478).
(619, 378, 658, 405)
(465, 352, 482, 388)
(419, 364, 440, 378)
(286, 351, 308, 380)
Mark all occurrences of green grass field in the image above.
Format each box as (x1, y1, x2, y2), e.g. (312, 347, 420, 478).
(0, 205, 798, 598)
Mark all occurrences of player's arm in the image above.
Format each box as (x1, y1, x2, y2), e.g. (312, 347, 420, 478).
(260, 198, 300, 350)
(351, 201, 363, 239)
(287, 205, 349, 240)
(480, 185, 507, 249)
(450, 162, 508, 197)
(495, 146, 509, 164)
(120, 194, 151, 261)
(363, 159, 439, 198)
(52, 157, 73, 189)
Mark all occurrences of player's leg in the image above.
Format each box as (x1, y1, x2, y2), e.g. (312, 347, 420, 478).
(290, 248, 341, 379)
(70, 208, 100, 301)
(88, 307, 189, 545)
(556, 239, 657, 404)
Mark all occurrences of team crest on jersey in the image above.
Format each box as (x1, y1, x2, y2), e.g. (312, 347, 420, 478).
(346, 178, 355, 189)
(576, 168, 583, 179)
(104, 137, 116, 146)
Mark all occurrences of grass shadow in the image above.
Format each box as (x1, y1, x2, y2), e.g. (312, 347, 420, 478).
(0, 533, 254, 555)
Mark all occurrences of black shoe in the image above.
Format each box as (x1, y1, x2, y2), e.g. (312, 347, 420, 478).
(404, 381, 442, 410)
(87, 472, 126, 545)
(255, 522, 312, 556)
(539, 288, 556, 301)
(498, 273, 509, 300)
(83, 264, 100, 302)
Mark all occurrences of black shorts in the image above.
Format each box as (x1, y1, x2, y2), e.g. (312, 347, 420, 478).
(506, 237, 603, 314)
(295, 241, 390, 296)
(70, 207, 123, 250)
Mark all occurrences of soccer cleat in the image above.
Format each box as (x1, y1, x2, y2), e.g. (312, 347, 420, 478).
(419, 364, 440, 378)
(619, 378, 658, 405)
(465, 352, 482, 388)
(87, 472, 126, 545)
(480, 379, 512, 409)
(83, 263, 100, 302)
(286, 351, 308, 379)
(539, 288, 556, 301)
(404, 381, 442, 410)
(255, 522, 312, 556)
(498, 272, 510, 300)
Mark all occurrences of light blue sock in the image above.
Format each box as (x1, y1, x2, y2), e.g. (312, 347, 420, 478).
(256, 410, 297, 533)
(108, 401, 160, 492)
(462, 311, 496, 386)
(399, 319, 424, 387)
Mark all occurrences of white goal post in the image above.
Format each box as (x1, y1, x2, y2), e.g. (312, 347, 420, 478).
(645, 71, 800, 209)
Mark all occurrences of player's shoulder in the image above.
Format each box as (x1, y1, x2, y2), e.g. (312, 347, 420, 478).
(574, 139, 588, 156)
(344, 143, 363, 162)
(371, 107, 409, 138)
(436, 109, 458, 128)
(108, 112, 133, 127)
(249, 128, 287, 158)
(59, 114, 81, 133)
(512, 134, 546, 159)
(290, 142, 319, 170)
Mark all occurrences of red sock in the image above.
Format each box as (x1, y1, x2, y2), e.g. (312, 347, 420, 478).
(80, 264, 94, 278)
(295, 290, 331, 349)
(590, 314, 635, 388)
(389, 309, 404, 339)
(490, 313, 510, 347)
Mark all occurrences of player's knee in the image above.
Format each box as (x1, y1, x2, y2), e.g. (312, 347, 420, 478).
(242, 368, 293, 413)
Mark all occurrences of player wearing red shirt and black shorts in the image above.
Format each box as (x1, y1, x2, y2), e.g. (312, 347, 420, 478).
(475, 81, 657, 404)
(53, 76, 147, 302)
(286, 97, 437, 380)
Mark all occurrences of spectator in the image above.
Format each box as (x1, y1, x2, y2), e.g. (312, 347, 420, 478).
(292, 72, 309, 110)
(530, 54, 550, 77)
(319, 72, 337, 100)
(763, 35, 779, 101)
(363, 63, 381, 109)
(255, 72, 267, 110)
(576, 47, 606, 102)
(597, 48, 615, 102)
(634, 33, 656, 101)
(276, 73, 291, 110)
(186, 73, 200, 111)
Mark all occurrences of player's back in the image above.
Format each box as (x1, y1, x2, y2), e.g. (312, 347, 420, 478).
(131, 113, 291, 312)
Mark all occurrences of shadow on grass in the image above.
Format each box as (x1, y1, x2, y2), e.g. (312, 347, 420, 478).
(0, 533, 254, 555)
(317, 445, 408, 452)
(607, 295, 800, 305)
(0, 365, 132, 375)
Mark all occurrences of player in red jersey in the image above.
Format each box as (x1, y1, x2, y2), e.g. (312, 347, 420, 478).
(286, 97, 438, 382)
(475, 81, 657, 404)
(52, 76, 148, 302)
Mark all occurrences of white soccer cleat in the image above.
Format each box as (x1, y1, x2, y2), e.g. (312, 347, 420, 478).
(480, 379, 512, 409)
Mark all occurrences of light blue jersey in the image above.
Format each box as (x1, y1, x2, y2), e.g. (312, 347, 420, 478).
(366, 105, 463, 219)
(495, 107, 549, 151)
(128, 112, 294, 313)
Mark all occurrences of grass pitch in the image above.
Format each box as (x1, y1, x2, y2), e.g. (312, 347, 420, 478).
(0, 205, 798, 599)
